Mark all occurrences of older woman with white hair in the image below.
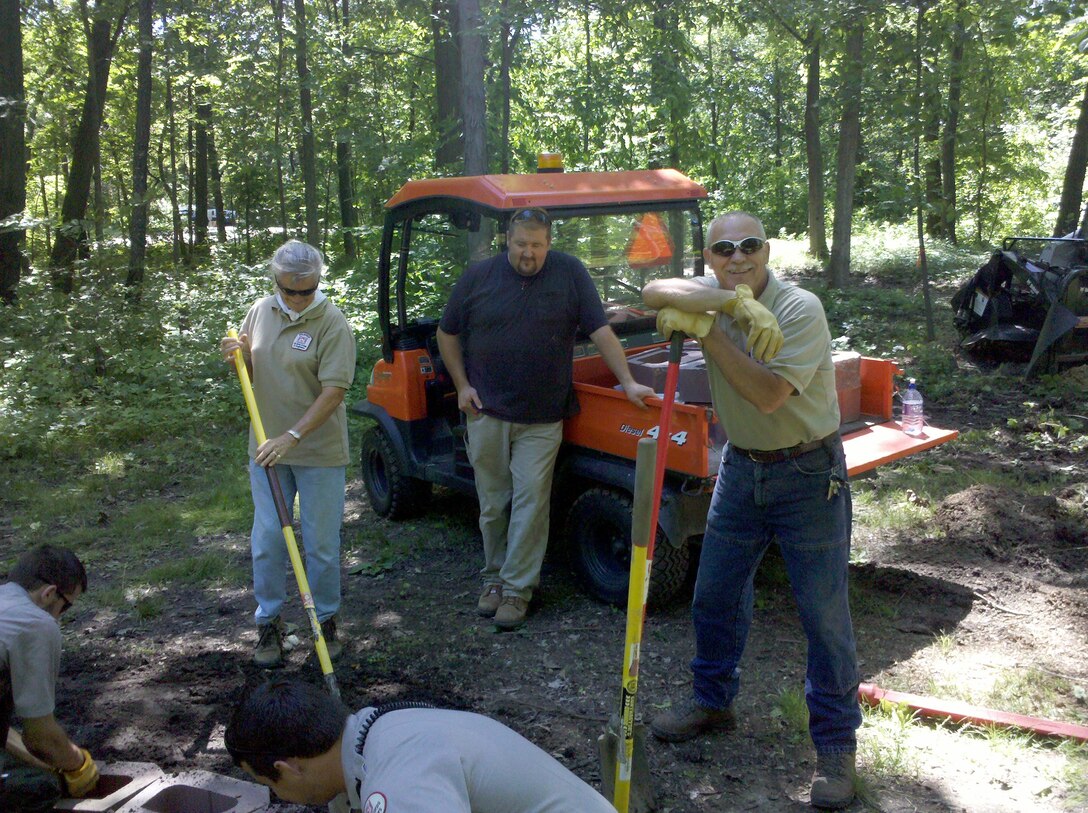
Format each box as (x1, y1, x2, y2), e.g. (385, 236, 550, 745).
(220, 240, 356, 668)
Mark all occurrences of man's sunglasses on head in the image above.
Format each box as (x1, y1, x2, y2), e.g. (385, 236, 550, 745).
(510, 208, 551, 227)
(709, 237, 766, 257)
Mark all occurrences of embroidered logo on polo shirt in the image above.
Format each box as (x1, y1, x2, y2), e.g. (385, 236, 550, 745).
(292, 332, 313, 351)
(364, 791, 387, 813)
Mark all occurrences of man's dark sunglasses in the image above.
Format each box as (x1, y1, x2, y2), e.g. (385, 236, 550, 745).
(277, 282, 318, 297)
(709, 237, 766, 257)
(510, 208, 551, 227)
(37, 571, 73, 614)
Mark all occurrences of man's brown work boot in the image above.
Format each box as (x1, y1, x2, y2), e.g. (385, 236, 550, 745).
(253, 619, 285, 668)
(650, 697, 736, 742)
(477, 584, 503, 618)
(493, 595, 528, 630)
(810, 751, 856, 809)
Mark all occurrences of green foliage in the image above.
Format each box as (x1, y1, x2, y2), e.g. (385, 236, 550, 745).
(860, 699, 922, 778)
(769, 686, 809, 742)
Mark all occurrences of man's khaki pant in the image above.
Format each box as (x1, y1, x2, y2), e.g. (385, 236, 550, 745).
(465, 413, 563, 601)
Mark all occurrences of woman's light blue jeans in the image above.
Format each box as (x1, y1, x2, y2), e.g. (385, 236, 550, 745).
(691, 439, 861, 753)
(249, 461, 344, 624)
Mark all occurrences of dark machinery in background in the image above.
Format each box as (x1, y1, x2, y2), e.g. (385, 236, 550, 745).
(952, 236, 1088, 377)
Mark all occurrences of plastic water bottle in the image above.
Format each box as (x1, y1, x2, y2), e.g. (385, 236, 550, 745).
(901, 379, 924, 436)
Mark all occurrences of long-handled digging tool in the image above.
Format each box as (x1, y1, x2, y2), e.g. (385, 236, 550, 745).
(599, 331, 686, 813)
(228, 330, 340, 698)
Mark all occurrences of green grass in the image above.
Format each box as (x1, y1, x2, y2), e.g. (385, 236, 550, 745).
(144, 553, 247, 586)
(859, 699, 921, 779)
(770, 686, 809, 742)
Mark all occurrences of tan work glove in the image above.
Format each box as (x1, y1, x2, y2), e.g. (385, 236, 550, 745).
(721, 284, 784, 362)
(656, 307, 715, 340)
(62, 748, 100, 798)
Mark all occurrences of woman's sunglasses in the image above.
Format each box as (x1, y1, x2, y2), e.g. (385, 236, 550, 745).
(277, 282, 318, 297)
(709, 237, 766, 257)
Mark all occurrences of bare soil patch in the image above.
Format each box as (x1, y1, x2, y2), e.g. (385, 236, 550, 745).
(56, 386, 1088, 812)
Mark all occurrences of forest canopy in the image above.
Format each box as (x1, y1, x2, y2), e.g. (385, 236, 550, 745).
(1, 0, 1087, 302)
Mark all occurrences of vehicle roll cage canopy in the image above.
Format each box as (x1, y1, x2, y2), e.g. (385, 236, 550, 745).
(377, 170, 708, 362)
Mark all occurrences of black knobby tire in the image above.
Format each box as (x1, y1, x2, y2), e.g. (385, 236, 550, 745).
(360, 427, 432, 519)
(565, 487, 690, 607)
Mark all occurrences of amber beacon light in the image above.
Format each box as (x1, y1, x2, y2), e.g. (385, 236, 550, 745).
(537, 152, 564, 173)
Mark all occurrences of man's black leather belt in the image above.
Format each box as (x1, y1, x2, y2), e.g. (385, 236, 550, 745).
(730, 432, 838, 464)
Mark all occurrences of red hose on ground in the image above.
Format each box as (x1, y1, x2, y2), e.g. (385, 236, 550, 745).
(858, 682, 1088, 743)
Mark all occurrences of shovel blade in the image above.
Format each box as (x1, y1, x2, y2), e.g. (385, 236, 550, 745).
(597, 717, 656, 813)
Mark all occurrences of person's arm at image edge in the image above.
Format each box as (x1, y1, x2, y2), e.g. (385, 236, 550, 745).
(588, 325, 653, 408)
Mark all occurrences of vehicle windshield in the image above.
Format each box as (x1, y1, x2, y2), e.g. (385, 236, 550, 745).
(389, 206, 703, 330)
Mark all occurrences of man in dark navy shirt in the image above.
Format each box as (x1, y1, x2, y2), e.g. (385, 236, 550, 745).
(438, 208, 654, 629)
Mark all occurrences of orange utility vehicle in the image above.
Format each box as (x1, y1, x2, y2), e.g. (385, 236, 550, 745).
(353, 166, 957, 605)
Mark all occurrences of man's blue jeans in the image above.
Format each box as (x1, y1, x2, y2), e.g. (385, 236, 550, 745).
(691, 438, 861, 753)
(249, 461, 345, 624)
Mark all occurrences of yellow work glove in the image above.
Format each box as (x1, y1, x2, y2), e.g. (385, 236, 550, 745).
(721, 284, 784, 362)
(656, 307, 715, 340)
(62, 748, 100, 798)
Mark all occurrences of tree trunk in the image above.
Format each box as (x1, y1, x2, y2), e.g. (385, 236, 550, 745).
(499, 0, 520, 174)
(1054, 81, 1088, 237)
(804, 35, 829, 260)
(940, 3, 964, 245)
(272, 0, 288, 235)
(458, 0, 487, 259)
(828, 24, 863, 288)
(974, 71, 992, 245)
(915, 0, 935, 341)
(707, 19, 720, 184)
(458, 0, 486, 176)
(126, 0, 153, 287)
(209, 123, 227, 242)
(433, 0, 463, 171)
(335, 0, 357, 260)
(0, 0, 27, 305)
(50, 4, 126, 292)
(164, 66, 183, 263)
(93, 148, 104, 245)
(922, 29, 943, 239)
(294, 0, 319, 245)
(194, 90, 211, 246)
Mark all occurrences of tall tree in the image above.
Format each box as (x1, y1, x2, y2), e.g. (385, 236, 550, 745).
(272, 0, 288, 234)
(914, 0, 935, 341)
(294, 0, 319, 245)
(803, 32, 829, 260)
(49, 0, 129, 293)
(751, 0, 830, 257)
(194, 88, 211, 245)
(125, 0, 153, 287)
(0, 0, 27, 305)
(433, 0, 463, 171)
(940, 1, 965, 244)
(334, 0, 358, 260)
(827, 22, 864, 287)
(458, 0, 487, 258)
(208, 123, 227, 242)
(1054, 81, 1088, 237)
(458, 0, 486, 177)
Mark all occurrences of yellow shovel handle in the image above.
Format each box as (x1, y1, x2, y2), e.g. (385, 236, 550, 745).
(227, 330, 339, 694)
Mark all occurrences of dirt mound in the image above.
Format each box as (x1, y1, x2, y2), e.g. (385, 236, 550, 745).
(934, 484, 1088, 574)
